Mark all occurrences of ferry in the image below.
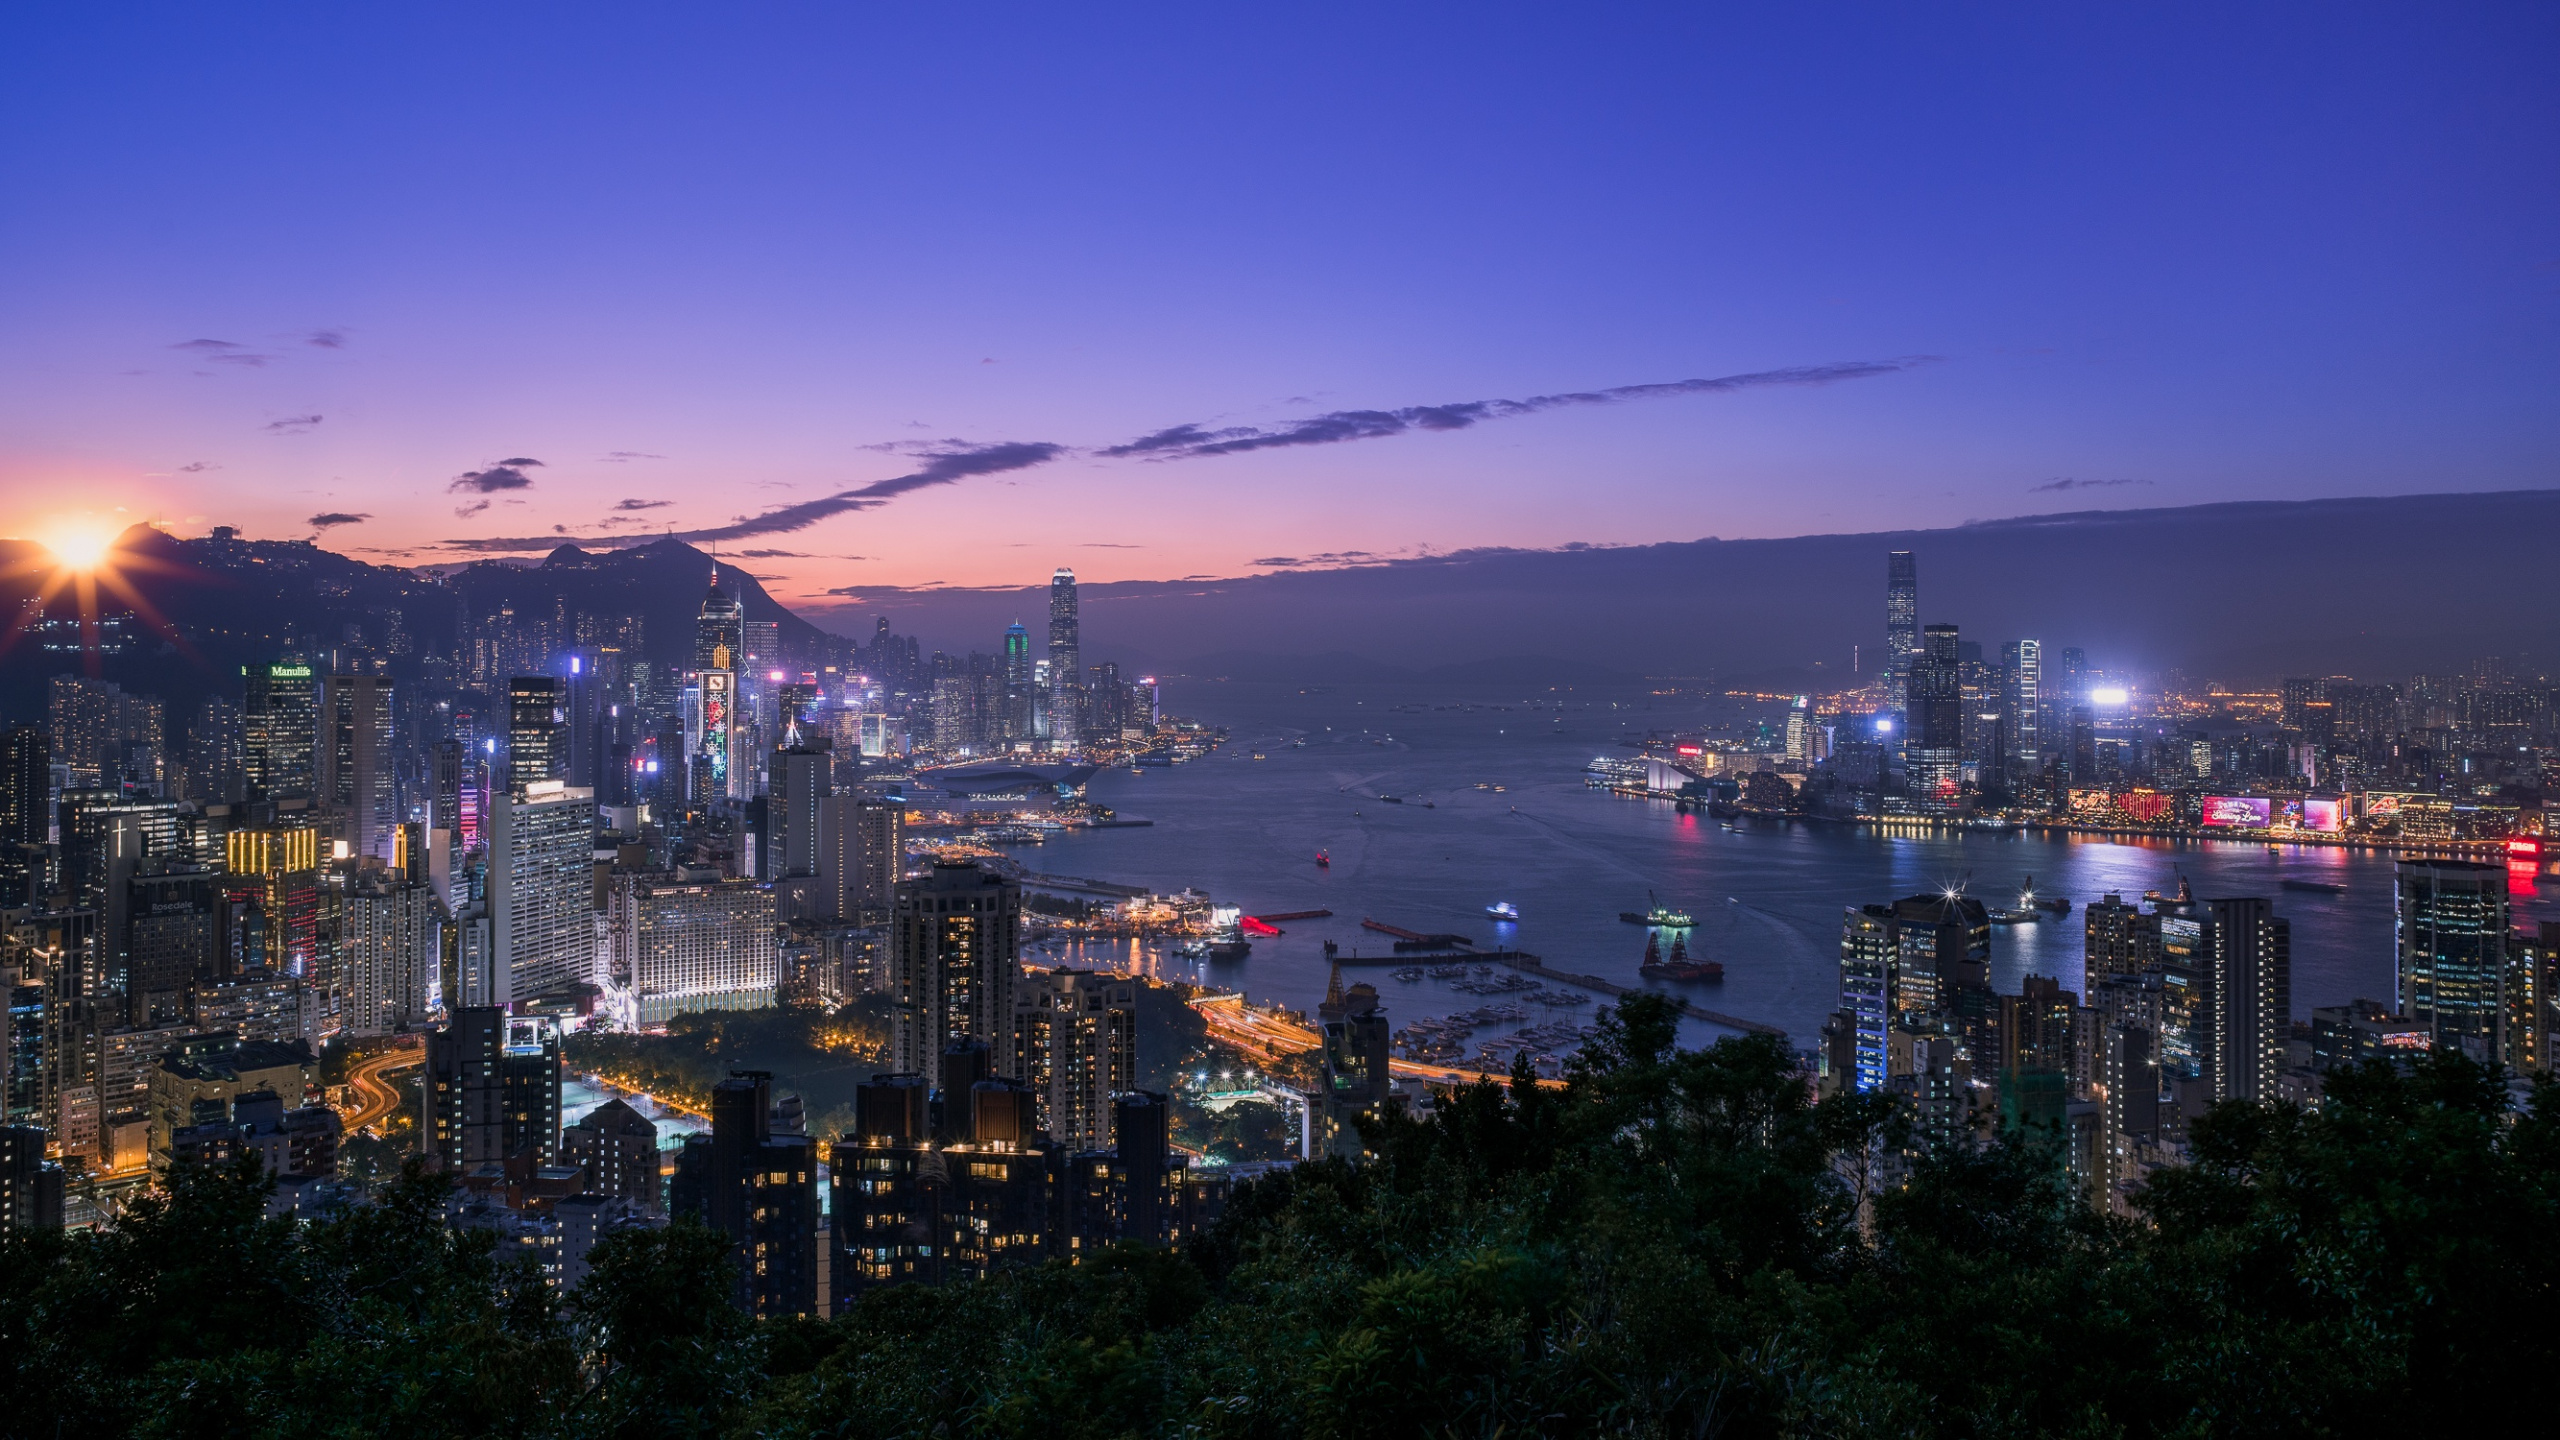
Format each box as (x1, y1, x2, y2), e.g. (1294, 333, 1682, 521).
(1484, 902, 1521, 922)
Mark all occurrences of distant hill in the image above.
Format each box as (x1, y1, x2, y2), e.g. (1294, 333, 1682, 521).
(819, 489, 2560, 685)
(0, 530, 839, 723)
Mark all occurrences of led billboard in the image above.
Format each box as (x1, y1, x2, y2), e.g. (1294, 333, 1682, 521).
(2200, 795, 2272, 829)
(2302, 798, 2345, 833)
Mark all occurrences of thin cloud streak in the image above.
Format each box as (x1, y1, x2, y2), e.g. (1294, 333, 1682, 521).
(429, 360, 1922, 551)
(1100, 359, 1936, 460)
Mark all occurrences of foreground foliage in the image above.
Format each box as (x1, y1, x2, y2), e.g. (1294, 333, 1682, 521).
(5, 994, 2551, 1438)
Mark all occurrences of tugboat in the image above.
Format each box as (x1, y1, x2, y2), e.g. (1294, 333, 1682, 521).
(1641, 933, 1724, 982)
(1484, 901, 1521, 922)
(1992, 876, 2071, 924)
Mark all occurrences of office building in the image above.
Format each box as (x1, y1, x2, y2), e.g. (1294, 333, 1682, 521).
(244, 662, 318, 800)
(694, 574, 744, 674)
(763, 744, 828, 888)
(144, 1035, 317, 1164)
(2003, 638, 2043, 782)
(182, 695, 246, 806)
(1013, 968, 1137, 1153)
(506, 676, 566, 795)
(1905, 623, 1963, 806)
(318, 673, 397, 861)
(1000, 621, 1034, 743)
(1046, 568, 1081, 749)
(611, 873, 777, 1027)
(672, 1071, 818, 1318)
(126, 862, 220, 1029)
(1884, 550, 1917, 691)
(426, 1008, 562, 1169)
(561, 1097, 662, 1206)
(487, 781, 596, 1006)
(888, 861, 1022, 1075)
(2505, 922, 2557, 1077)
(225, 817, 323, 977)
(817, 795, 901, 920)
(2396, 860, 2508, 1060)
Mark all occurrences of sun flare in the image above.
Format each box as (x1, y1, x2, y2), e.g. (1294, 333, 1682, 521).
(42, 520, 116, 572)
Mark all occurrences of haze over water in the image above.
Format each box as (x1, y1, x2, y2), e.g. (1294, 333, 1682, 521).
(1019, 681, 2551, 1051)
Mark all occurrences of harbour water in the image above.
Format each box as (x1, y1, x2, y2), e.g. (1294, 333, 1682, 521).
(1010, 680, 2550, 1052)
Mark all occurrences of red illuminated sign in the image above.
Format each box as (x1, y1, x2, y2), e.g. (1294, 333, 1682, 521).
(2507, 834, 2543, 860)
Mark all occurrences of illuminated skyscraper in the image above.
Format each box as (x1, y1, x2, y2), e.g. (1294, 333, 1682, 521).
(1046, 569, 1081, 749)
(2003, 639, 2043, 782)
(487, 781, 596, 1005)
(2202, 897, 2290, 1103)
(243, 663, 318, 800)
(889, 861, 1022, 1074)
(319, 674, 396, 862)
(505, 677, 565, 797)
(695, 573, 744, 675)
(1906, 623, 1964, 807)
(1884, 550, 1918, 694)
(2396, 860, 2508, 1060)
(1000, 622, 1033, 744)
(427, 1007, 562, 1168)
(0, 726, 49, 847)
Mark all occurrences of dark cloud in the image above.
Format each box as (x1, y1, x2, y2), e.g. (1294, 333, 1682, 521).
(305, 329, 346, 349)
(262, 414, 323, 434)
(308, 512, 369, 529)
(602, 451, 665, 462)
(495, 456, 543, 468)
(177, 461, 220, 473)
(2029, 477, 2152, 493)
(1255, 550, 1381, 569)
(454, 500, 492, 519)
(738, 549, 810, 558)
(1080, 542, 1145, 549)
(450, 463, 538, 494)
(822, 586, 867, 597)
(1251, 557, 1302, 567)
(667, 440, 1065, 544)
(614, 498, 672, 511)
(1101, 359, 1935, 461)
(173, 338, 269, 368)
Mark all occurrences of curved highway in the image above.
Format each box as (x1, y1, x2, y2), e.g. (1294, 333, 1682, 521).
(342, 1042, 425, 1133)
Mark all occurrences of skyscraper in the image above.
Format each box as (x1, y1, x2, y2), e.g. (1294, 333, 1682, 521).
(1905, 623, 1963, 807)
(1046, 568, 1081, 749)
(2396, 860, 2508, 1060)
(1012, 968, 1137, 1153)
(1884, 550, 1918, 693)
(2003, 639, 2043, 783)
(817, 795, 901, 920)
(505, 676, 566, 796)
(318, 674, 397, 862)
(1000, 622, 1033, 744)
(486, 781, 596, 1006)
(337, 873, 443, 1037)
(243, 662, 318, 800)
(426, 1008, 562, 1169)
(889, 861, 1022, 1075)
(0, 726, 49, 847)
(2202, 897, 2290, 1103)
(763, 744, 829, 892)
(2083, 893, 2161, 985)
(695, 573, 744, 675)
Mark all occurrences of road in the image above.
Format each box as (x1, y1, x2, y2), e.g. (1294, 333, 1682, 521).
(342, 1041, 425, 1133)
(1190, 993, 1561, 1088)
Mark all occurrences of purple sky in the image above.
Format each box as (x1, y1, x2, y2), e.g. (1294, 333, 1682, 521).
(1, 5, 2553, 618)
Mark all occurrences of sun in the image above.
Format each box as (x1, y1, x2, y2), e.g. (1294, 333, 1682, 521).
(43, 520, 116, 572)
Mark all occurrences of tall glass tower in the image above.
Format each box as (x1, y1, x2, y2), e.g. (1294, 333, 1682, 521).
(1884, 550, 1918, 693)
(1046, 569, 1081, 749)
(1001, 622, 1033, 744)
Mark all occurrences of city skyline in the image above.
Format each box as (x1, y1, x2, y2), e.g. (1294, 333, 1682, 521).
(3, 7, 2555, 609)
